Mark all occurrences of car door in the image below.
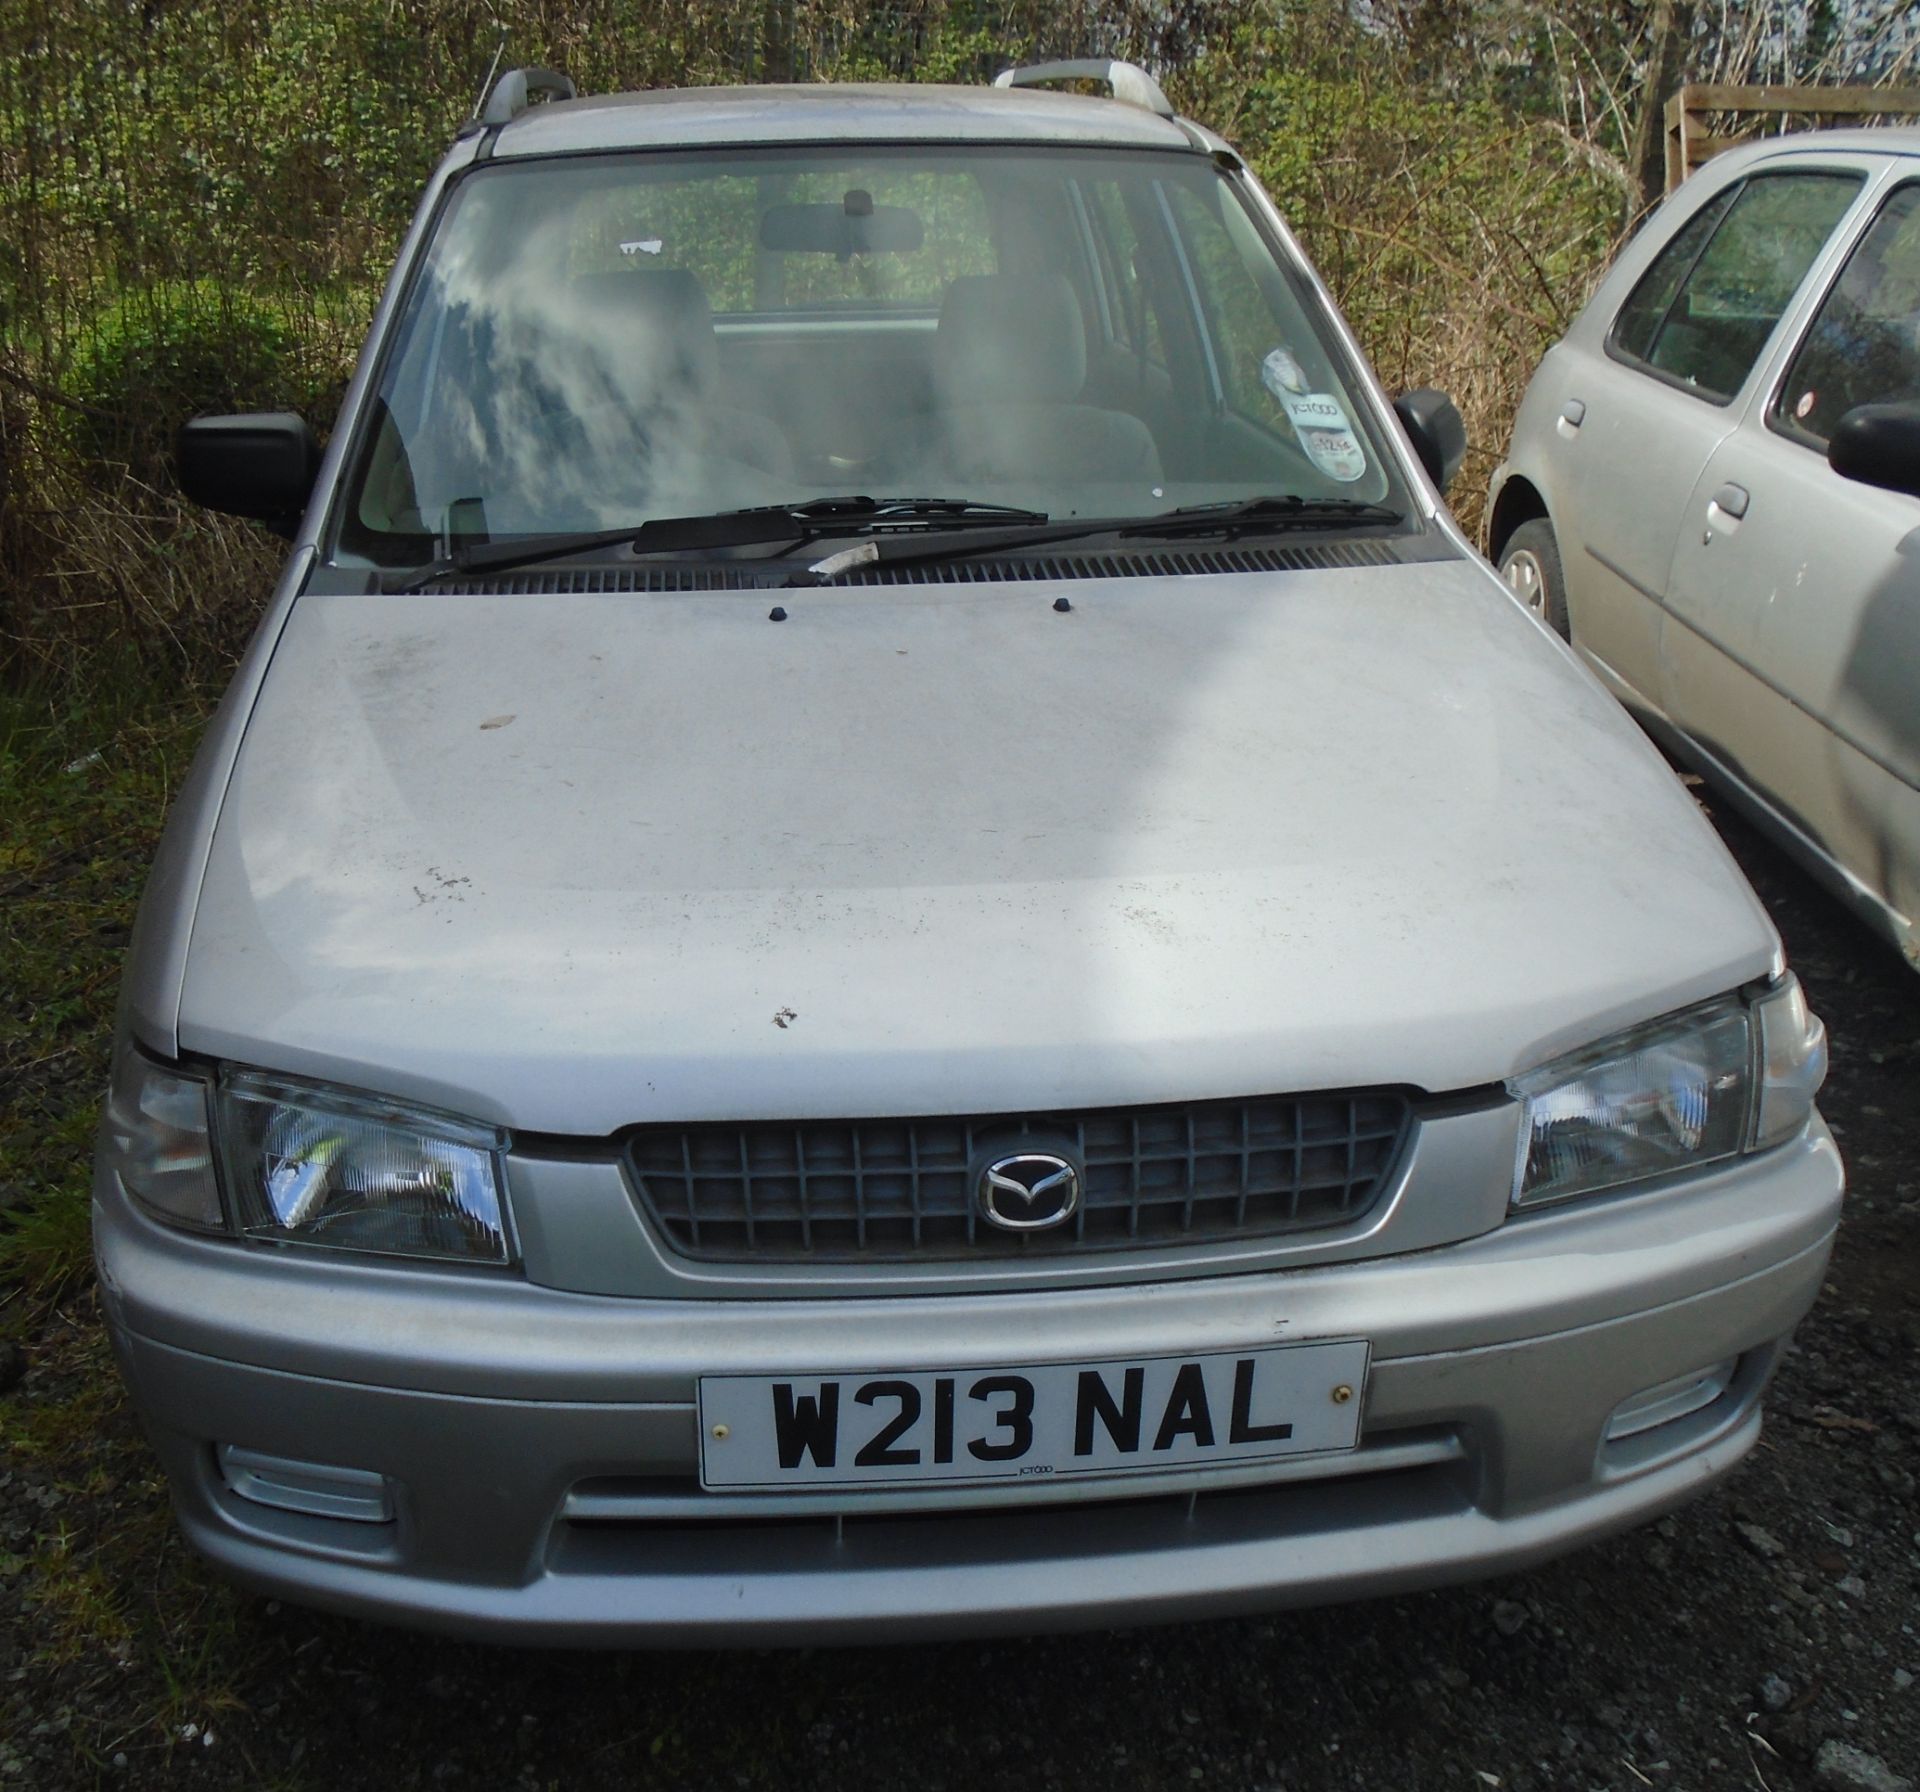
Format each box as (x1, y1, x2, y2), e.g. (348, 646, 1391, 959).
(1538, 175, 1744, 694)
(1661, 168, 1920, 947)
(1544, 165, 1866, 701)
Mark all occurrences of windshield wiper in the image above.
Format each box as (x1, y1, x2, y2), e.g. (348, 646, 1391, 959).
(1146, 495, 1405, 533)
(798, 494, 1405, 583)
(382, 496, 1049, 593)
(846, 497, 1050, 524)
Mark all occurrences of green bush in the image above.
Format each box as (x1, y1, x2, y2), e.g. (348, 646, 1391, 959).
(62, 281, 298, 475)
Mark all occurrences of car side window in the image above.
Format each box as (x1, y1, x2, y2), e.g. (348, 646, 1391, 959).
(1611, 186, 1738, 363)
(1772, 182, 1920, 446)
(1609, 171, 1864, 403)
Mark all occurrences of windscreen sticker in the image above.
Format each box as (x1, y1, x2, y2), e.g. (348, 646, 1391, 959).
(1261, 347, 1367, 482)
(1296, 423, 1367, 482)
(1260, 346, 1310, 397)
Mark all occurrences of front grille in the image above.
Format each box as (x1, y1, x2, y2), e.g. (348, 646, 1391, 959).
(624, 1092, 1413, 1260)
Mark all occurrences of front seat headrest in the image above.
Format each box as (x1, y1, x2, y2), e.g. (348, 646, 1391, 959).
(934, 274, 1088, 407)
(562, 269, 720, 403)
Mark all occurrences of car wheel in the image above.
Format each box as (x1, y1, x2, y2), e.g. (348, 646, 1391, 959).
(1498, 518, 1569, 639)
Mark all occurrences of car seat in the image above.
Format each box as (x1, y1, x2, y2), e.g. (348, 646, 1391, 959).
(901, 273, 1163, 487)
(560, 269, 795, 478)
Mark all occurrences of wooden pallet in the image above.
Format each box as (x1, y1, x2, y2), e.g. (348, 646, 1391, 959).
(1664, 82, 1920, 192)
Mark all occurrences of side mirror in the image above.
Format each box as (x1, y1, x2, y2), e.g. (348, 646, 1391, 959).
(1393, 388, 1468, 495)
(1828, 401, 1920, 500)
(177, 412, 322, 537)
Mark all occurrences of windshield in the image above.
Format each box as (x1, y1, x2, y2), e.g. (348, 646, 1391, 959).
(333, 144, 1407, 565)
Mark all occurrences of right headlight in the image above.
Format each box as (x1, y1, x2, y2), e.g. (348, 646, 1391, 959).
(99, 1047, 514, 1265)
(1510, 975, 1826, 1210)
(218, 1070, 513, 1264)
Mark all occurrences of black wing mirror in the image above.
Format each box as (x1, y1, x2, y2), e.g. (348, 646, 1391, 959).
(1393, 388, 1468, 496)
(1828, 401, 1920, 501)
(177, 412, 322, 538)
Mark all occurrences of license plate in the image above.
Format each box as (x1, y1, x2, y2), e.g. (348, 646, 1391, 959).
(698, 1341, 1369, 1490)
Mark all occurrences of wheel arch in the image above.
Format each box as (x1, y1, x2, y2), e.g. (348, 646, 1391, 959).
(1487, 475, 1549, 562)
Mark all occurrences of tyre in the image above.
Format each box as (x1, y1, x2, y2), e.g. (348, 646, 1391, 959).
(1498, 517, 1570, 640)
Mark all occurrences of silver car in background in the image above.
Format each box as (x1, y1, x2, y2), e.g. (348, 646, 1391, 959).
(1491, 127, 1920, 973)
(95, 62, 1841, 1644)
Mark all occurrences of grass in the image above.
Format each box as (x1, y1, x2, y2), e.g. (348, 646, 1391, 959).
(0, 663, 280, 1772)
(0, 664, 216, 1300)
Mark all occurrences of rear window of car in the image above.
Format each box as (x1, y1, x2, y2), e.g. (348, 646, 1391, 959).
(564, 166, 997, 314)
(1608, 170, 1864, 403)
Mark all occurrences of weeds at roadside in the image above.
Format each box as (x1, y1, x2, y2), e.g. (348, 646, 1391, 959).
(0, 671, 283, 1773)
(0, 670, 217, 1303)
(1, 1316, 263, 1759)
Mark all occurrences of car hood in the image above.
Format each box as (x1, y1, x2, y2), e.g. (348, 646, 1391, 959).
(179, 560, 1778, 1133)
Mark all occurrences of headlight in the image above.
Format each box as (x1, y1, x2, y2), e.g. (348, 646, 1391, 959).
(1510, 975, 1826, 1210)
(99, 1047, 223, 1231)
(217, 1071, 512, 1263)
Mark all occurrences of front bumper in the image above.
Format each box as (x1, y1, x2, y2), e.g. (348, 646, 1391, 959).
(95, 1124, 1843, 1645)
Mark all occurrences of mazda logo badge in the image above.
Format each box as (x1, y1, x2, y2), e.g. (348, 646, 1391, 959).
(978, 1152, 1081, 1233)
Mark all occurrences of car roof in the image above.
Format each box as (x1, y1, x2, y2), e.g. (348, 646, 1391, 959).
(1698, 122, 1920, 177)
(487, 82, 1202, 159)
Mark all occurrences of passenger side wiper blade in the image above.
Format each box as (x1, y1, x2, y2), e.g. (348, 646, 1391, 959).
(1144, 495, 1406, 533)
(802, 496, 1405, 583)
(382, 496, 1050, 593)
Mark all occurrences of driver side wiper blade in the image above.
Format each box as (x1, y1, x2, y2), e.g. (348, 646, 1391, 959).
(382, 496, 1050, 593)
(847, 497, 1049, 523)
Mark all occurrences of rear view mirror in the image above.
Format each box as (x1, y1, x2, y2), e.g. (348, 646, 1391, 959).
(1393, 388, 1468, 495)
(760, 196, 925, 257)
(1828, 401, 1920, 500)
(177, 412, 322, 537)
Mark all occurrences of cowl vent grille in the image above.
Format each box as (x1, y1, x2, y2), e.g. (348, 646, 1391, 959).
(423, 539, 1399, 596)
(434, 566, 743, 596)
(855, 540, 1398, 584)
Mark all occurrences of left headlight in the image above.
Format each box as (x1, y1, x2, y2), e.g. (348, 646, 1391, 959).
(217, 1071, 513, 1264)
(1510, 976, 1826, 1210)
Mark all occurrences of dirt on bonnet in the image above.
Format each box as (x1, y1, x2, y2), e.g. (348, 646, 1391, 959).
(1, 799, 1916, 1792)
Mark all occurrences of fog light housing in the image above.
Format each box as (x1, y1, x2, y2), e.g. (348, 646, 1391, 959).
(1604, 1359, 1737, 1442)
(217, 1444, 394, 1524)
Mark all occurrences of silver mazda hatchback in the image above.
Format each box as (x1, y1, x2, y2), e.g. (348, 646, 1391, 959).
(94, 61, 1842, 1644)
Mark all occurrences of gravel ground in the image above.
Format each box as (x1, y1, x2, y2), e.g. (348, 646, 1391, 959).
(2, 792, 1916, 1792)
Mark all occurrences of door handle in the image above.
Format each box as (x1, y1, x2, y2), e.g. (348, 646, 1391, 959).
(1559, 399, 1586, 427)
(1710, 482, 1749, 519)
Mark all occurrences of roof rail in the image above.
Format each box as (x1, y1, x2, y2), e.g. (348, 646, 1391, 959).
(479, 65, 576, 127)
(992, 59, 1174, 119)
